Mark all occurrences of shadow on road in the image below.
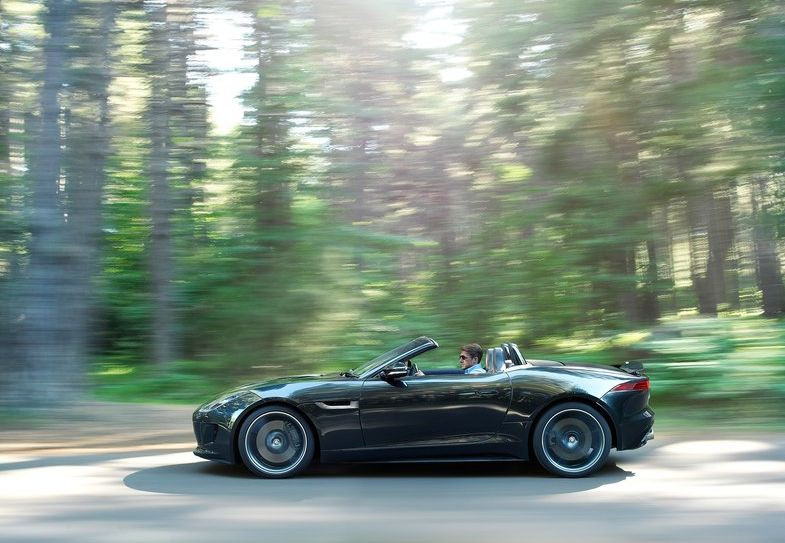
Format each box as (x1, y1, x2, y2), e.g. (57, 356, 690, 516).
(124, 459, 633, 496)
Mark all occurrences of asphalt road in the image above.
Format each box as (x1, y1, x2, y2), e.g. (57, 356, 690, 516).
(2, 403, 784, 543)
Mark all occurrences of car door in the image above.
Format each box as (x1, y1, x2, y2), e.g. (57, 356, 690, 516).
(359, 372, 512, 448)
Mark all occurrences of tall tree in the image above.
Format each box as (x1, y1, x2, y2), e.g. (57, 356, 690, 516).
(17, 0, 77, 403)
(747, 1, 785, 316)
(160, 0, 209, 358)
(63, 0, 117, 375)
(751, 177, 785, 316)
(0, 0, 16, 393)
(146, 0, 178, 365)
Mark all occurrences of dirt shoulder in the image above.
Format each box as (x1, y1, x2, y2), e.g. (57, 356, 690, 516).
(0, 401, 196, 455)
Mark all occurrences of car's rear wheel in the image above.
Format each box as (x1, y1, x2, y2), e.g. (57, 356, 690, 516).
(533, 402, 611, 478)
(238, 405, 315, 478)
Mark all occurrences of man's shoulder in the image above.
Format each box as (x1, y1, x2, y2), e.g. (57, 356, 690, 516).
(466, 365, 486, 374)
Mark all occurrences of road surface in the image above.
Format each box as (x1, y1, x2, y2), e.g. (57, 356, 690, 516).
(1, 403, 784, 543)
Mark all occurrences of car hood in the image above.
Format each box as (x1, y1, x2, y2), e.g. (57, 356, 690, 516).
(196, 373, 360, 419)
(253, 373, 330, 385)
(218, 372, 348, 395)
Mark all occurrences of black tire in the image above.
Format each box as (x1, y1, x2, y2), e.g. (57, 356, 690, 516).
(237, 405, 315, 479)
(532, 402, 611, 478)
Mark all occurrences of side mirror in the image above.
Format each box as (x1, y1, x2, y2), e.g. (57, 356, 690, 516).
(381, 367, 408, 381)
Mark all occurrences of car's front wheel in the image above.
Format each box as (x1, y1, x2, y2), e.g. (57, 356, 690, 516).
(532, 402, 611, 478)
(238, 405, 315, 478)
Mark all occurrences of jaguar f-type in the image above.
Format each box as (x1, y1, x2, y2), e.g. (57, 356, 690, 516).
(193, 337, 653, 478)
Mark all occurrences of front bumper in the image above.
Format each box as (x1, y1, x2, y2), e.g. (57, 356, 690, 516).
(192, 390, 262, 464)
(193, 419, 235, 463)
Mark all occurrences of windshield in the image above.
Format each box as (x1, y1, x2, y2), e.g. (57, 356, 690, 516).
(351, 337, 437, 377)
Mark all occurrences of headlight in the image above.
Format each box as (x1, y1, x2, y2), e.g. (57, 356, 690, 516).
(199, 390, 257, 412)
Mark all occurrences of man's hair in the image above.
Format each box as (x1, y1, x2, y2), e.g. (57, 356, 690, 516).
(461, 343, 483, 363)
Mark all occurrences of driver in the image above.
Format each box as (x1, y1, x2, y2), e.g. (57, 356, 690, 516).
(403, 343, 485, 376)
(459, 343, 485, 374)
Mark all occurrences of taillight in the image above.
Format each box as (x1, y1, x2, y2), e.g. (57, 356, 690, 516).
(610, 379, 649, 392)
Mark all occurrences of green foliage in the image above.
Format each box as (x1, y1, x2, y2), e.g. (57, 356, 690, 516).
(91, 357, 233, 404)
(635, 316, 785, 405)
(528, 315, 785, 423)
(3, 0, 785, 421)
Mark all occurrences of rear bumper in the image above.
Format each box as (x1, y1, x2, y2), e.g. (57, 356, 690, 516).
(614, 406, 654, 451)
(601, 388, 654, 451)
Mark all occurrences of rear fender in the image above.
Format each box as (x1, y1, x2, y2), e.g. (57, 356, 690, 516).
(525, 394, 619, 453)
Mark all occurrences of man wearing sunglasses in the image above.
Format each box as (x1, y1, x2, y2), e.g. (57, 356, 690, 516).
(459, 343, 485, 374)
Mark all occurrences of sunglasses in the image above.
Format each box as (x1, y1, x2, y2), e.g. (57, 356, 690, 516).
(459, 354, 471, 361)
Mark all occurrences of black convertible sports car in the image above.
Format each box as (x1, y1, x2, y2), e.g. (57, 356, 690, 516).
(193, 337, 653, 478)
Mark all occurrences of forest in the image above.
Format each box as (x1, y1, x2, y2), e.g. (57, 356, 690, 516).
(1, 0, 785, 421)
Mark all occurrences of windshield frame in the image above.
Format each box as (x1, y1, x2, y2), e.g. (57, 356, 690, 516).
(353, 337, 439, 379)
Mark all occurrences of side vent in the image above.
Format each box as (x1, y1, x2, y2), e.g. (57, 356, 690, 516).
(315, 400, 358, 410)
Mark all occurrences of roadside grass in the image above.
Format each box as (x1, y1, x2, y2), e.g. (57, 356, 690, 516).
(90, 315, 785, 429)
(90, 358, 234, 405)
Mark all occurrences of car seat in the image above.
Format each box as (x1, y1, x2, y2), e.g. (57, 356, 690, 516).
(485, 347, 507, 373)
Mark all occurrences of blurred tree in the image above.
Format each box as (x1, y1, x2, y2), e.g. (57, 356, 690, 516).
(177, 0, 331, 368)
(167, 0, 208, 247)
(98, 2, 155, 364)
(751, 176, 785, 316)
(146, 0, 178, 365)
(17, 0, 77, 403)
(3, 0, 785, 405)
(459, 0, 658, 333)
(457, 0, 785, 335)
(0, 0, 19, 396)
(746, 1, 785, 316)
(143, 0, 210, 364)
(0, 3, 9, 178)
(165, 0, 210, 359)
(62, 0, 117, 388)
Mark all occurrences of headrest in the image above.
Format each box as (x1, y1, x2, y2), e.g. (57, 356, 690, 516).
(484, 349, 495, 372)
(492, 347, 506, 372)
(501, 343, 512, 361)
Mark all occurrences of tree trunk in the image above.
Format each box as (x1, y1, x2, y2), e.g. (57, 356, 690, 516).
(166, 0, 208, 358)
(168, 0, 207, 244)
(687, 193, 718, 316)
(640, 236, 660, 324)
(610, 247, 639, 323)
(147, 0, 177, 365)
(685, 187, 735, 316)
(751, 177, 785, 316)
(706, 189, 734, 307)
(250, 8, 295, 353)
(0, 0, 9, 176)
(251, 11, 292, 238)
(17, 0, 76, 405)
(0, 4, 13, 398)
(64, 1, 116, 376)
(0, 106, 8, 177)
